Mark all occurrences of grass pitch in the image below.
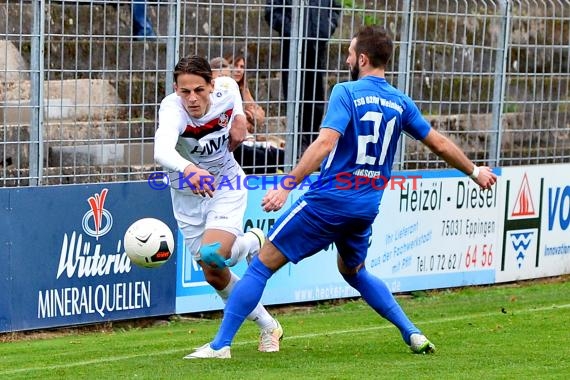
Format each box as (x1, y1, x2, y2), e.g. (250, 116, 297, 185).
(2, 277, 569, 379)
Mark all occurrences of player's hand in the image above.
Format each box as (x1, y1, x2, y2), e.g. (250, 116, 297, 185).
(183, 163, 215, 197)
(228, 115, 247, 152)
(262, 188, 290, 212)
(472, 166, 497, 190)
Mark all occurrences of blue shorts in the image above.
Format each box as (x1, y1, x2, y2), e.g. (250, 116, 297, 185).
(268, 197, 376, 269)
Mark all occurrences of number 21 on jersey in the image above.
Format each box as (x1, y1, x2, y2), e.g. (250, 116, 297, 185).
(355, 111, 396, 166)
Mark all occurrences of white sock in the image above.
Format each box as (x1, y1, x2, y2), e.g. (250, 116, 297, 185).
(214, 270, 240, 300)
(247, 303, 278, 330)
(226, 233, 257, 267)
(216, 271, 277, 330)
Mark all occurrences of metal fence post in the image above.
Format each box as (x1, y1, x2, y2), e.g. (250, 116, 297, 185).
(165, 0, 181, 96)
(284, 0, 303, 171)
(490, 0, 511, 167)
(29, 0, 45, 185)
(395, 0, 414, 170)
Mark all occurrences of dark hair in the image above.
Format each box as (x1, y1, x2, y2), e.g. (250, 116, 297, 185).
(353, 26, 393, 69)
(173, 55, 213, 84)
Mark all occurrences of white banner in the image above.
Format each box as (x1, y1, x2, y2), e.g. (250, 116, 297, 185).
(366, 169, 501, 292)
(175, 164, 570, 314)
(496, 164, 570, 282)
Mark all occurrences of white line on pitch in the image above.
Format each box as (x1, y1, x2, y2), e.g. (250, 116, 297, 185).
(2, 302, 569, 375)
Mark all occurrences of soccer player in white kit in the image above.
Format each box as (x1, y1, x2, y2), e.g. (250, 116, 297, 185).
(154, 55, 283, 353)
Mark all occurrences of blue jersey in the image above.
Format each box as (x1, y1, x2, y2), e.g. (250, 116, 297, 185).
(303, 76, 431, 217)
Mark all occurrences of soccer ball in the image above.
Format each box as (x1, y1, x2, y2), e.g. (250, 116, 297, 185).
(123, 218, 175, 268)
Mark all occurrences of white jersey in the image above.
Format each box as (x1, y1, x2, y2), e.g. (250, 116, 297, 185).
(154, 76, 245, 189)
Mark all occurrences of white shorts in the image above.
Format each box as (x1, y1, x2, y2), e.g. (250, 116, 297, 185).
(170, 177, 247, 260)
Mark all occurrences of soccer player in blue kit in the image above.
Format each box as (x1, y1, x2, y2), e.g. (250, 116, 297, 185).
(186, 25, 497, 359)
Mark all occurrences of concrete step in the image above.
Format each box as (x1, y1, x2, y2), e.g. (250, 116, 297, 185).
(3, 2, 349, 77)
(2, 117, 286, 169)
(1, 116, 288, 147)
(1, 119, 155, 144)
(43, 119, 156, 142)
(4, 2, 343, 40)
(48, 141, 155, 167)
(8, 28, 569, 114)
(3, 2, 568, 77)
(1, 120, 155, 169)
(1, 74, 285, 118)
(1, 79, 124, 121)
(1, 163, 158, 187)
(15, 39, 296, 77)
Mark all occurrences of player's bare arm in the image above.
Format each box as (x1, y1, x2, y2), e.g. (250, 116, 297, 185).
(228, 114, 247, 152)
(262, 128, 341, 212)
(421, 128, 497, 190)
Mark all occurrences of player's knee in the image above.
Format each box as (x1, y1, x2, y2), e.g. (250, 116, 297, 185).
(339, 263, 365, 286)
(337, 255, 363, 275)
(198, 241, 227, 269)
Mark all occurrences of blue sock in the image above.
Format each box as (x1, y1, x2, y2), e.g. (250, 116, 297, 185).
(342, 267, 420, 345)
(210, 256, 274, 349)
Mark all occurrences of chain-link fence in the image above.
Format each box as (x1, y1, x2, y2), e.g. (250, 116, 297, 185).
(1, 0, 569, 186)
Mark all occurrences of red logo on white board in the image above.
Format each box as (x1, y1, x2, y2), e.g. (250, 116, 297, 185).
(512, 173, 535, 217)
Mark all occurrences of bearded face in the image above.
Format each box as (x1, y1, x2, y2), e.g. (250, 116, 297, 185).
(347, 38, 361, 81)
(350, 64, 360, 81)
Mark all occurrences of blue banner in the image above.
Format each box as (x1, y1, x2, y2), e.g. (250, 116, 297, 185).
(0, 190, 12, 332)
(0, 182, 177, 332)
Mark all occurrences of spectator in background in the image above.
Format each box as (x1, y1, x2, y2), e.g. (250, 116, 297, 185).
(226, 54, 267, 137)
(211, 55, 284, 175)
(133, 1, 156, 38)
(265, 0, 342, 153)
(226, 54, 286, 149)
(209, 57, 232, 78)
